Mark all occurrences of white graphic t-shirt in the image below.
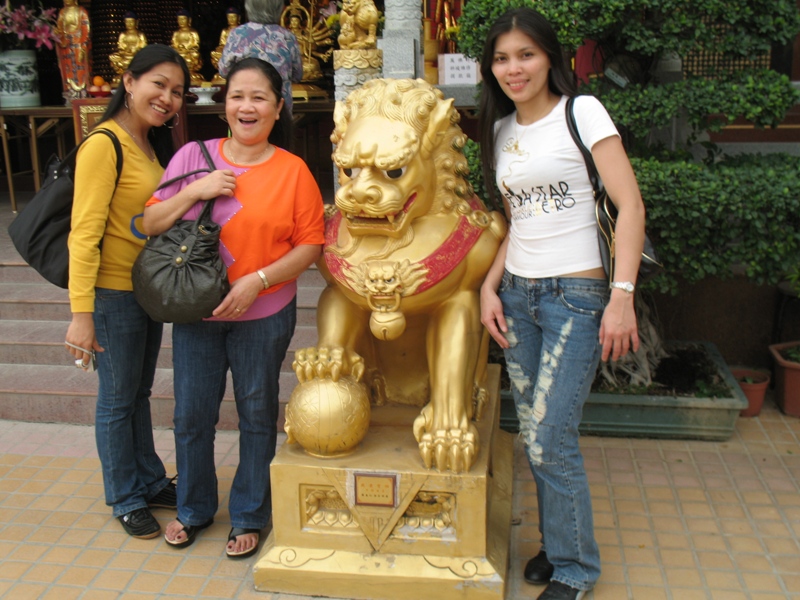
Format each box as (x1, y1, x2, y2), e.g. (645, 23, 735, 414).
(494, 95, 619, 278)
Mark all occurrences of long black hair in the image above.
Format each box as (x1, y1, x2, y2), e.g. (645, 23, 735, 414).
(226, 57, 292, 150)
(98, 44, 190, 167)
(477, 8, 577, 209)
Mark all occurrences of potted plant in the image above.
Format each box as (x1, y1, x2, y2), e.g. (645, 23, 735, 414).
(729, 367, 770, 417)
(768, 341, 800, 418)
(0, 1, 59, 108)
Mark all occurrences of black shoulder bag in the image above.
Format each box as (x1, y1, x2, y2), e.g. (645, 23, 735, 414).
(131, 141, 231, 323)
(7, 128, 123, 289)
(565, 96, 662, 284)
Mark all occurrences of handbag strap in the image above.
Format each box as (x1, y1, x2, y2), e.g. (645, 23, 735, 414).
(565, 96, 602, 194)
(57, 128, 123, 188)
(157, 140, 216, 190)
(156, 140, 219, 225)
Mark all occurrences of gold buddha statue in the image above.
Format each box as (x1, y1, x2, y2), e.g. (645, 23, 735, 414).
(171, 10, 204, 86)
(55, 0, 91, 98)
(210, 7, 241, 86)
(109, 12, 147, 86)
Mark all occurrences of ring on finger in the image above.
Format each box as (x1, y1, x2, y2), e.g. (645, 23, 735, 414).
(75, 358, 88, 369)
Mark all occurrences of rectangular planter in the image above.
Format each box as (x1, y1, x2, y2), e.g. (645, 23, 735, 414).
(768, 341, 800, 418)
(500, 342, 747, 441)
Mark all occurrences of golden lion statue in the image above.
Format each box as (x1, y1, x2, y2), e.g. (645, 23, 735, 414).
(337, 0, 378, 50)
(288, 79, 506, 473)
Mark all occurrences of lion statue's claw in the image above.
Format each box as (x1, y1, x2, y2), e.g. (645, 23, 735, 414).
(292, 346, 365, 383)
(416, 426, 478, 473)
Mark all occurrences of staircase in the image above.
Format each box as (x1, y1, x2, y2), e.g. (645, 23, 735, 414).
(0, 230, 324, 430)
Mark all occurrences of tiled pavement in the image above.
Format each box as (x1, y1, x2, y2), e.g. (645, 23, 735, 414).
(0, 397, 799, 600)
(1, 193, 798, 598)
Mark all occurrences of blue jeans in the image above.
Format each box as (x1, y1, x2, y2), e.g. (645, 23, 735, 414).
(93, 288, 168, 518)
(498, 273, 606, 590)
(171, 298, 296, 529)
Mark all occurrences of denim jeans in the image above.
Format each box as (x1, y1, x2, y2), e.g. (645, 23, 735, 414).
(498, 273, 606, 590)
(171, 298, 296, 529)
(93, 288, 168, 518)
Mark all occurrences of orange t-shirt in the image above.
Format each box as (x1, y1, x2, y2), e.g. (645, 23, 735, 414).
(147, 139, 325, 298)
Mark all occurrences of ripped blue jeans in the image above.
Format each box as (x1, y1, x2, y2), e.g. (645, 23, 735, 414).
(498, 272, 607, 591)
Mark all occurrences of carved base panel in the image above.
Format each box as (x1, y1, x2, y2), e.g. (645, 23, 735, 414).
(253, 365, 513, 600)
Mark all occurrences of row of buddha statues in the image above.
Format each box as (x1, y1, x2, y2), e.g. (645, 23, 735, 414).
(110, 9, 232, 87)
(55, 0, 380, 100)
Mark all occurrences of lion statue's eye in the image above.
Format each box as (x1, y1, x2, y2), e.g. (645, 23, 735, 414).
(343, 167, 361, 179)
(383, 167, 407, 179)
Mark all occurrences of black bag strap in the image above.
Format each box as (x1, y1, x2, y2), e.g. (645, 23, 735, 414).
(57, 128, 123, 188)
(157, 140, 216, 190)
(154, 141, 219, 226)
(565, 96, 602, 195)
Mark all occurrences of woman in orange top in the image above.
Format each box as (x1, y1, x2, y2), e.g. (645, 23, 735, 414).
(143, 58, 325, 558)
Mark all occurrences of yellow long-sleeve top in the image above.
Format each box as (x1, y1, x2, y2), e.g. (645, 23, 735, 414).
(67, 121, 164, 313)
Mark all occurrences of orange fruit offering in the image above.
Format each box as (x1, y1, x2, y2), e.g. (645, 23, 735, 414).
(92, 75, 105, 87)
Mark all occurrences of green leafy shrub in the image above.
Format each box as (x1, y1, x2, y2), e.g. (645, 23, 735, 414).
(637, 154, 800, 295)
(458, 0, 800, 158)
(458, 0, 800, 292)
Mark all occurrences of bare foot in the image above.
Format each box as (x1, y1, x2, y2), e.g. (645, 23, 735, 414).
(165, 520, 188, 545)
(226, 528, 260, 558)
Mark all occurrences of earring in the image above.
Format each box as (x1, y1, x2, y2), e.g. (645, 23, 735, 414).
(164, 112, 179, 129)
(124, 92, 132, 110)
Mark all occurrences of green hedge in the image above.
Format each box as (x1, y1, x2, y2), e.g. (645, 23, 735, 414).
(635, 154, 800, 295)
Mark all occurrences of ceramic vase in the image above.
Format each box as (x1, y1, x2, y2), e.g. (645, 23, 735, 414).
(0, 49, 41, 108)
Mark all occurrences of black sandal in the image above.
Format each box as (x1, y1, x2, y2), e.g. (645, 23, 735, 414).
(226, 527, 260, 559)
(164, 518, 213, 549)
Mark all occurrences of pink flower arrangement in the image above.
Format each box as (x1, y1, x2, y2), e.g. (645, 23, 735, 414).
(0, 1, 59, 52)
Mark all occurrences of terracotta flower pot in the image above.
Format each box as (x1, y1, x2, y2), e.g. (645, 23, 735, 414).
(768, 342, 800, 418)
(730, 368, 770, 417)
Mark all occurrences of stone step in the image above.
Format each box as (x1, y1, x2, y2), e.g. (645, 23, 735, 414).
(0, 260, 328, 287)
(0, 282, 324, 325)
(0, 263, 51, 284)
(0, 364, 298, 429)
(0, 320, 317, 372)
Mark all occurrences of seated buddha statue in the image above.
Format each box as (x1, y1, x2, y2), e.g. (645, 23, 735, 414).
(210, 8, 240, 86)
(171, 10, 204, 86)
(109, 12, 147, 86)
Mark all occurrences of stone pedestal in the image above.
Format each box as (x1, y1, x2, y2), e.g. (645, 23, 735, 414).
(332, 49, 383, 102)
(253, 365, 512, 600)
(378, 0, 422, 78)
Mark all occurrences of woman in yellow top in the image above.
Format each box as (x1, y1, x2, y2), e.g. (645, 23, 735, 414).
(65, 44, 190, 540)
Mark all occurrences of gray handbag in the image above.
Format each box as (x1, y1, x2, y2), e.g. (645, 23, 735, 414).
(131, 141, 230, 323)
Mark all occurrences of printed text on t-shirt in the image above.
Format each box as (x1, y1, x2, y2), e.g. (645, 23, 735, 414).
(502, 180, 576, 220)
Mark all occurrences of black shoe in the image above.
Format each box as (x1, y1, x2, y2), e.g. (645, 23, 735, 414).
(118, 507, 160, 539)
(524, 550, 555, 585)
(536, 581, 587, 600)
(148, 477, 177, 509)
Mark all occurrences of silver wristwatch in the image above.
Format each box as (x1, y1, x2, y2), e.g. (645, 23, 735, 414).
(610, 281, 635, 294)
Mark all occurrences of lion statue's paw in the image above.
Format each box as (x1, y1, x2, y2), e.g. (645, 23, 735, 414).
(293, 346, 365, 383)
(415, 423, 479, 473)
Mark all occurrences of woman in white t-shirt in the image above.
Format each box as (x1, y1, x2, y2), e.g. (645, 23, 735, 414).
(478, 8, 646, 600)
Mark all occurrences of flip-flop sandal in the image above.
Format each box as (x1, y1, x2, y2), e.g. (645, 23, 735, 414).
(164, 518, 213, 549)
(226, 527, 260, 559)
